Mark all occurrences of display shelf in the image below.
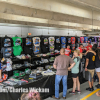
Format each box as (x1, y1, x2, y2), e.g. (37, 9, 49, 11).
(12, 58, 31, 62)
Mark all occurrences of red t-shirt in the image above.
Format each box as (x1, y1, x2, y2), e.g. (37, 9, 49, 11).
(86, 45, 92, 51)
(78, 47, 83, 53)
(65, 48, 71, 56)
(71, 37, 75, 44)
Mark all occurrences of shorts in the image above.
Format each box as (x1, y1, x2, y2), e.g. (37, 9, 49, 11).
(87, 69, 94, 78)
(96, 68, 100, 72)
(72, 73, 79, 78)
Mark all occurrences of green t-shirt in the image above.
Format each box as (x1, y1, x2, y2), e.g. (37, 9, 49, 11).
(13, 46, 23, 56)
(12, 37, 22, 46)
(71, 57, 80, 74)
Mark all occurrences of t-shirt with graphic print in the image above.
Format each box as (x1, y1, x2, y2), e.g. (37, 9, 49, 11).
(2, 37, 13, 47)
(1, 47, 13, 58)
(13, 46, 23, 56)
(12, 36, 22, 46)
(86, 52, 96, 69)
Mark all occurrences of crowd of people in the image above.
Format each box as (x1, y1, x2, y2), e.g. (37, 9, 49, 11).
(53, 42, 100, 99)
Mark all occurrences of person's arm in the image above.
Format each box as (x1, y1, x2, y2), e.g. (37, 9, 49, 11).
(85, 52, 90, 71)
(85, 58, 89, 71)
(53, 65, 57, 69)
(68, 63, 75, 70)
(68, 57, 75, 70)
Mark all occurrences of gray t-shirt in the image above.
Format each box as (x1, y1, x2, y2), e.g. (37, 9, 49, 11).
(53, 55, 74, 75)
(1, 47, 13, 58)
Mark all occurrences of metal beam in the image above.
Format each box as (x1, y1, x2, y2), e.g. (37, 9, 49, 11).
(0, 0, 97, 19)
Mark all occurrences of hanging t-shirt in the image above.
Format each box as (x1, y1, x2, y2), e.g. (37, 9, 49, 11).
(13, 46, 23, 56)
(80, 37, 84, 43)
(61, 37, 66, 44)
(2, 37, 13, 47)
(97, 37, 100, 42)
(41, 37, 48, 45)
(71, 37, 75, 44)
(71, 44, 75, 50)
(91, 37, 95, 42)
(49, 45, 54, 52)
(33, 46, 40, 54)
(12, 37, 22, 46)
(84, 37, 88, 43)
(32, 37, 40, 46)
(55, 44, 61, 51)
(24, 46, 32, 55)
(41, 37, 49, 53)
(49, 37, 55, 45)
(44, 38, 48, 45)
(61, 44, 66, 48)
(76, 37, 80, 43)
(1, 47, 13, 58)
(95, 37, 97, 43)
(76, 43, 80, 48)
(55, 37, 60, 44)
(65, 48, 71, 56)
(67, 37, 71, 44)
(88, 37, 92, 43)
(41, 45, 49, 53)
(55, 37, 61, 51)
(25, 37, 32, 46)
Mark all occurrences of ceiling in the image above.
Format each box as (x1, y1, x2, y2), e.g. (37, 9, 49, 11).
(0, 0, 100, 31)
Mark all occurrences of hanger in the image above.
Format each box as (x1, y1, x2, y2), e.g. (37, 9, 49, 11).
(15, 35, 18, 37)
(5, 35, 8, 37)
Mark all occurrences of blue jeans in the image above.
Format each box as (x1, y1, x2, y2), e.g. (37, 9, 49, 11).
(55, 75, 67, 98)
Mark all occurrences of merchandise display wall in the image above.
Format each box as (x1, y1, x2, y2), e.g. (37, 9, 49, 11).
(0, 35, 100, 100)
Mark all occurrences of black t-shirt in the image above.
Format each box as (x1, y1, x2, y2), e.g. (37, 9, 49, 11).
(2, 37, 13, 47)
(23, 37, 32, 46)
(23, 46, 32, 55)
(67, 37, 71, 44)
(41, 45, 49, 53)
(95, 55, 100, 68)
(86, 52, 95, 69)
(91, 37, 95, 42)
(41, 37, 49, 53)
(55, 44, 61, 51)
(76, 37, 80, 43)
(55, 37, 61, 50)
(55, 37, 60, 44)
(41, 37, 49, 45)
(76, 43, 79, 48)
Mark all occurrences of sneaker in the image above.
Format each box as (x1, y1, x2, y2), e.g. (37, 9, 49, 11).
(96, 84, 100, 88)
(88, 88, 93, 91)
(52, 96, 60, 99)
(86, 87, 90, 90)
(77, 90, 81, 94)
(92, 86, 94, 91)
(63, 97, 66, 99)
(69, 91, 75, 95)
(95, 84, 99, 88)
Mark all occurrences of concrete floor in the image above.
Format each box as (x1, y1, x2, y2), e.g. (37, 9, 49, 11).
(44, 82, 100, 100)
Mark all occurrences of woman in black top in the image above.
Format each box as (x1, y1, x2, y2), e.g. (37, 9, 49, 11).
(95, 49, 100, 88)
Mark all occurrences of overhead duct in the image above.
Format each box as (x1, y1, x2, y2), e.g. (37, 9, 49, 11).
(82, 30, 100, 36)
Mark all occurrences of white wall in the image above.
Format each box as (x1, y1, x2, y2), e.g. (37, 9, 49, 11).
(0, 25, 84, 37)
